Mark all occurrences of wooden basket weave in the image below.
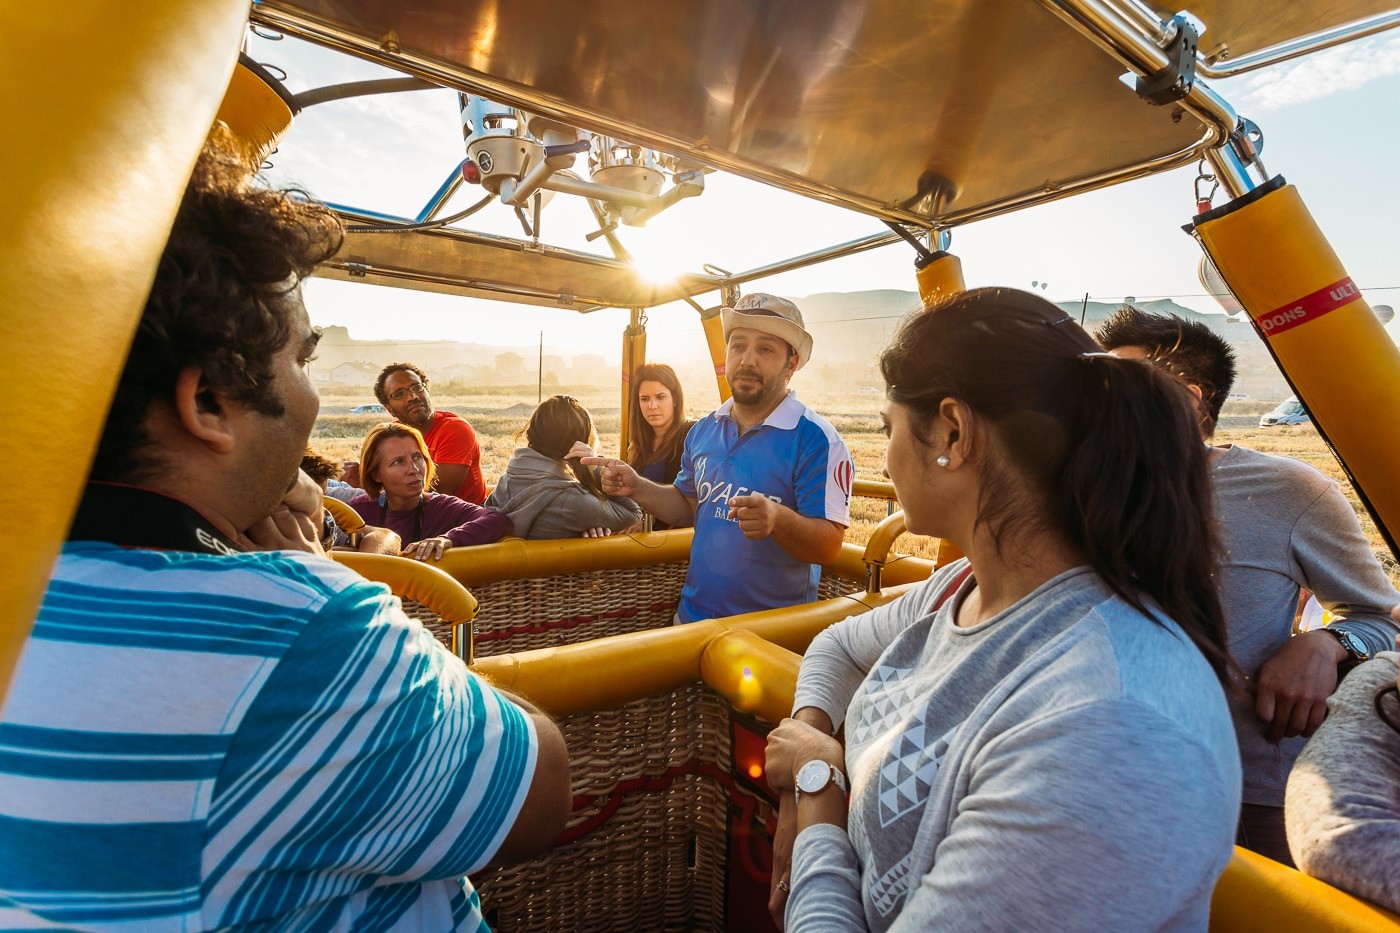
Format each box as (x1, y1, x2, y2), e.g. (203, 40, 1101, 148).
(471, 564, 864, 658)
(476, 685, 736, 932)
(400, 596, 461, 655)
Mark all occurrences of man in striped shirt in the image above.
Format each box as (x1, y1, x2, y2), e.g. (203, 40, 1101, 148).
(0, 126, 569, 931)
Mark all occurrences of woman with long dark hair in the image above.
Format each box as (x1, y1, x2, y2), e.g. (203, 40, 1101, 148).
(1285, 605, 1400, 912)
(626, 363, 695, 530)
(764, 288, 1239, 930)
(487, 395, 643, 539)
(348, 423, 512, 562)
(627, 363, 695, 485)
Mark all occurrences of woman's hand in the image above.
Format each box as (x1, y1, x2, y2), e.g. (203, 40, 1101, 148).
(402, 535, 452, 562)
(766, 717, 846, 928)
(565, 440, 596, 462)
(765, 718, 844, 792)
(769, 795, 797, 929)
(581, 527, 616, 538)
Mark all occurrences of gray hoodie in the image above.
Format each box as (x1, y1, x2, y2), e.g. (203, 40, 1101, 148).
(486, 447, 642, 540)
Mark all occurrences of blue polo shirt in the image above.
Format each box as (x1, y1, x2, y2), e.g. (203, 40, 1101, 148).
(674, 391, 853, 622)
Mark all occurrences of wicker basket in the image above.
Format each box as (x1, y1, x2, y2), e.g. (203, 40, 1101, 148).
(471, 564, 864, 658)
(399, 596, 462, 656)
(476, 685, 742, 933)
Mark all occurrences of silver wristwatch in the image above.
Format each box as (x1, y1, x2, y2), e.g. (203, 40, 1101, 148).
(1326, 627, 1370, 664)
(795, 759, 848, 805)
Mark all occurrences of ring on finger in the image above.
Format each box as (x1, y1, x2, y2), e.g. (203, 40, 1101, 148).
(777, 879, 790, 893)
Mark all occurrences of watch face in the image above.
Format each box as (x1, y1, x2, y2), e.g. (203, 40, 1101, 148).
(1337, 631, 1367, 658)
(796, 759, 831, 794)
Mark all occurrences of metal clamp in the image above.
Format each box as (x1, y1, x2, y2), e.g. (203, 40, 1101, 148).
(1135, 14, 1200, 105)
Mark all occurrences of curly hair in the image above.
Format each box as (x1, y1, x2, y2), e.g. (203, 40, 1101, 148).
(373, 363, 430, 407)
(92, 124, 343, 481)
(1094, 305, 1237, 435)
(299, 449, 342, 487)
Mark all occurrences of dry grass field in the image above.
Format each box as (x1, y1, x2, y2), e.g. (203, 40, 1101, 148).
(311, 387, 1397, 576)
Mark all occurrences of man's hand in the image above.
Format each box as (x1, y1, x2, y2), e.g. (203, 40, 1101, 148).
(402, 535, 452, 562)
(241, 470, 326, 555)
(581, 527, 615, 538)
(1254, 630, 1348, 742)
(728, 493, 781, 540)
(341, 461, 361, 488)
(581, 456, 639, 498)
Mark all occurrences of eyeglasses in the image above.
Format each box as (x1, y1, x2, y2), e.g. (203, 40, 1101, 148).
(388, 382, 429, 402)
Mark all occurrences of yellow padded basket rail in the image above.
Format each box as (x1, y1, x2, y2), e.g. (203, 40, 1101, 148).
(330, 552, 478, 625)
(323, 495, 367, 533)
(0, 0, 251, 703)
(1210, 846, 1400, 931)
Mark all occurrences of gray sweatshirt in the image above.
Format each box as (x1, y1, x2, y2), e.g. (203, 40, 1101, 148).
(1213, 445, 1400, 806)
(485, 447, 642, 540)
(1285, 652, 1400, 913)
(788, 562, 1240, 932)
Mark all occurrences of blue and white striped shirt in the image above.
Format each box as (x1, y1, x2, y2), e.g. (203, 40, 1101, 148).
(0, 543, 536, 931)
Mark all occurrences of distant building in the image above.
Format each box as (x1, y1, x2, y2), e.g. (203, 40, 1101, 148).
(329, 360, 379, 386)
(495, 352, 526, 381)
(571, 353, 609, 384)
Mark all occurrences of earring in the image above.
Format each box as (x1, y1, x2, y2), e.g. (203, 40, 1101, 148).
(935, 455, 951, 468)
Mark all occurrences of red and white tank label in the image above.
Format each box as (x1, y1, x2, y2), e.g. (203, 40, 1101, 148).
(1256, 277, 1359, 336)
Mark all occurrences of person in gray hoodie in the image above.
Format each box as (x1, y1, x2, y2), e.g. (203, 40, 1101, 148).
(487, 395, 643, 539)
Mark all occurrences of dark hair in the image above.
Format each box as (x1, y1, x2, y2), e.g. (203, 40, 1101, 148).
(300, 450, 341, 487)
(1095, 306, 1237, 435)
(881, 287, 1231, 682)
(627, 363, 688, 469)
(373, 362, 430, 407)
(522, 395, 606, 499)
(92, 125, 343, 482)
(359, 422, 436, 500)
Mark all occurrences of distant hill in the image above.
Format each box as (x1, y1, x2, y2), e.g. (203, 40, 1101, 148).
(311, 290, 1319, 401)
(793, 290, 1293, 400)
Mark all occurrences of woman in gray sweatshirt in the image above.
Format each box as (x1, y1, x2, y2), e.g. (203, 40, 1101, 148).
(764, 288, 1241, 932)
(486, 395, 642, 540)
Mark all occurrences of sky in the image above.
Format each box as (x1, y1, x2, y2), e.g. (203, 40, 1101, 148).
(252, 27, 1400, 366)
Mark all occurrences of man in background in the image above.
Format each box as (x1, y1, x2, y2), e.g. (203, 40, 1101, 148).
(1098, 306, 1400, 865)
(371, 362, 487, 503)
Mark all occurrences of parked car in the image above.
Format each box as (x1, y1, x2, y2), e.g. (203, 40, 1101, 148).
(1259, 395, 1310, 427)
(350, 403, 387, 415)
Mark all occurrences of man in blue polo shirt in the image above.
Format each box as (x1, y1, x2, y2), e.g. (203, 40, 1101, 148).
(587, 293, 853, 622)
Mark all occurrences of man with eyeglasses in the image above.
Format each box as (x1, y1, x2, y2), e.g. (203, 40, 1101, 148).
(367, 362, 487, 504)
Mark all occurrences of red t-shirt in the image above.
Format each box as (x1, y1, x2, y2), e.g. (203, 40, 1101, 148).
(420, 410, 486, 504)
